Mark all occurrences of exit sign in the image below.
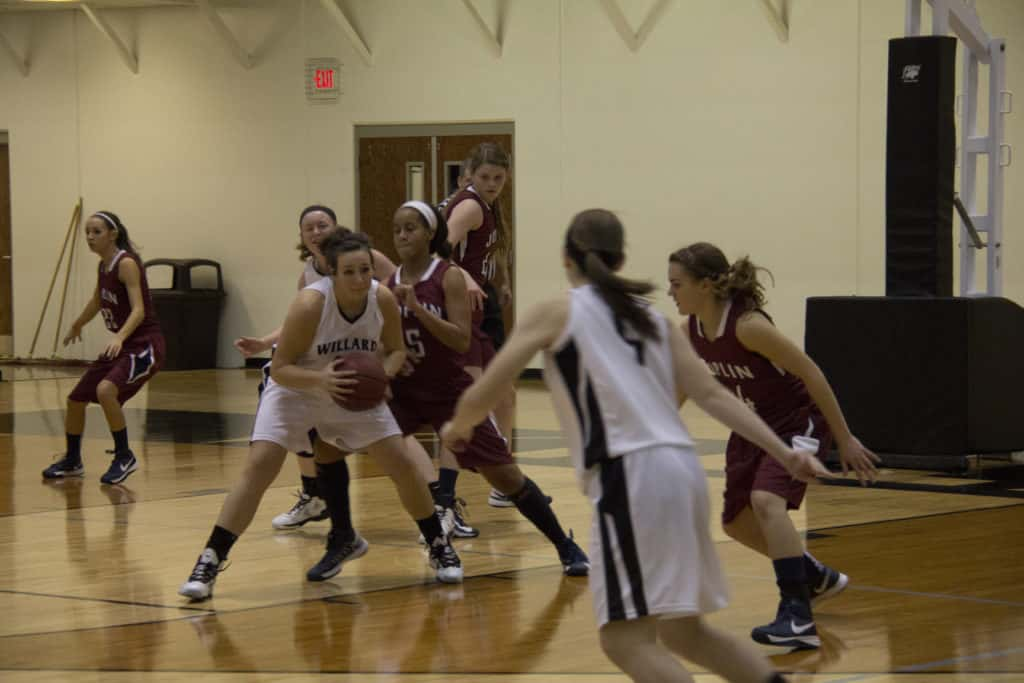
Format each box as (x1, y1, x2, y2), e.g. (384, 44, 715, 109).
(305, 58, 341, 103)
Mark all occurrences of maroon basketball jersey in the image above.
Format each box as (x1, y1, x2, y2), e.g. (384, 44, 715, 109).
(444, 187, 498, 287)
(388, 258, 473, 401)
(98, 250, 161, 339)
(687, 299, 816, 431)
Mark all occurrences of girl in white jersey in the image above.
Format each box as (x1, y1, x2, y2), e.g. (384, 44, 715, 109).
(442, 209, 830, 683)
(180, 229, 460, 601)
(233, 205, 396, 532)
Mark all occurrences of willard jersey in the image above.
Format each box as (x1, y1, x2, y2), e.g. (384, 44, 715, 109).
(294, 278, 383, 377)
(687, 298, 815, 432)
(388, 258, 472, 401)
(444, 186, 497, 287)
(544, 285, 694, 489)
(97, 250, 161, 338)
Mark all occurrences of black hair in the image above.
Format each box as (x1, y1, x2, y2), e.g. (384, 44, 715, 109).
(401, 203, 452, 260)
(565, 209, 658, 340)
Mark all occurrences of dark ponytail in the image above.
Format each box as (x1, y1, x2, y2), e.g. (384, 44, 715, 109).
(668, 242, 773, 310)
(426, 204, 452, 259)
(565, 209, 659, 340)
(93, 211, 138, 254)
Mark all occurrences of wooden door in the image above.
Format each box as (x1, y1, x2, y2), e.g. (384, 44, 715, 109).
(0, 143, 12, 355)
(357, 136, 433, 266)
(435, 134, 515, 334)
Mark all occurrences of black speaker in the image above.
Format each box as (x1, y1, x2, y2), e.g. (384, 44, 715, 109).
(886, 36, 957, 297)
(805, 297, 1024, 462)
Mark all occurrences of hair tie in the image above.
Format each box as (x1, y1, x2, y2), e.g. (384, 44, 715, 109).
(93, 212, 117, 231)
(401, 201, 437, 230)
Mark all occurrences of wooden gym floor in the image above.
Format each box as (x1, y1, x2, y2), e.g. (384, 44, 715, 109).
(0, 367, 1023, 682)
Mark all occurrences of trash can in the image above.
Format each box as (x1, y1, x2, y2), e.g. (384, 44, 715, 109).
(144, 258, 226, 370)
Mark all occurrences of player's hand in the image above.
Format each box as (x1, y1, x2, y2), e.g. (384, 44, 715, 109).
(322, 361, 357, 401)
(62, 325, 83, 347)
(837, 435, 881, 486)
(102, 336, 123, 359)
(234, 336, 269, 357)
(466, 279, 486, 312)
(783, 449, 834, 483)
(440, 419, 472, 453)
(498, 284, 512, 308)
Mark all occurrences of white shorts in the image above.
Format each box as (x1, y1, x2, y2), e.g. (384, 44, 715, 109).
(585, 445, 729, 628)
(251, 379, 401, 454)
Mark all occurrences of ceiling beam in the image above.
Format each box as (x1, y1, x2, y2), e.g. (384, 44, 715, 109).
(461, 0, 501, 57)
(319, 0, 371, 67)
(80, 2, 138, 73)
(197, 0, 252, 69)
(0, 26, 29, 76)
(600, 0, 673, 53)
(758, 0, 789, 43)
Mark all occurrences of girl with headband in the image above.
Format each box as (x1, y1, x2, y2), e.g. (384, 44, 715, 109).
(43, 211, 165, 485)
(387, 200, 589, 575)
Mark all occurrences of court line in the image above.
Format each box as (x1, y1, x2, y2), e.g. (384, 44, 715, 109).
(806, 501, 1024, 534)
(0, 588, 214, 613)
(725, 572, 1024, 609)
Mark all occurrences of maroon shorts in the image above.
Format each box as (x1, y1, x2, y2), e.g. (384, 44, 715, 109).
(388, 395, 512, 471)
(464, 319, 496, 370)
(721, 411, 832, 524)
(68, 335, 165, 405)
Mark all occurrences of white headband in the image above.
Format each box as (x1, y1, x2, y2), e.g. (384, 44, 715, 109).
(93, 212, 117, 230)
(400, 201, 437, 231)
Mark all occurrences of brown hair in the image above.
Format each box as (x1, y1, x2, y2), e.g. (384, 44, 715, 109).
(296, 205, 350, 261)
(321, 228, 373, 274)
(668, 242, 773, 310)
(467, 142, 512, 255)
(565, 209, 659, 340)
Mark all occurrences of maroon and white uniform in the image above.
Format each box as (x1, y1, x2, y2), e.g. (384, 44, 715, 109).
(444, 186, 499, 368)
(387, 258, 510, 470)
(687, 298, 831, 524)
(69, 250, 165, 404)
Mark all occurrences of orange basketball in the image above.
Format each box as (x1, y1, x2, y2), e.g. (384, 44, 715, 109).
(332, 352, 388, 411)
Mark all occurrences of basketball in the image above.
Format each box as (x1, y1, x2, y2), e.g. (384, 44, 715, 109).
(332, 351, 388, 411)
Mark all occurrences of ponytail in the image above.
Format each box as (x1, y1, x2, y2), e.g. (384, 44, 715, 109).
(565, 209, 659, 340)
(668, 242, 773, 310)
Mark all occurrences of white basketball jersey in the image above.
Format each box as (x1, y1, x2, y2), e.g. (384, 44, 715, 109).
(544, 285, 694, 487)
(295, 278, 384, 372)
(302, 258, 325, 287)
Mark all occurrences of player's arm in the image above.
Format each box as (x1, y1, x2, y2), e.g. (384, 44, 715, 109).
(443, 297, 566, 444)
(407, 266, 470, 353)
(63, 282, 101, 346)
(371, 249, 397, 283)
(735, 313, 880, 483)
(493, 247, 512, 307)
(115, 258, 147, 342)
(234, 272, 306, 356)
(376, 285, 408, 379)
(446, 199, 483, 247)
(667, 323, 830, 483)
(270, 290, 340, 393)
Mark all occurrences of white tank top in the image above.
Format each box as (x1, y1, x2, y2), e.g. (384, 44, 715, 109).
(544, 285, 694, 486)
(294, 278, 384, 372)
(302, 258, 325, 287)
